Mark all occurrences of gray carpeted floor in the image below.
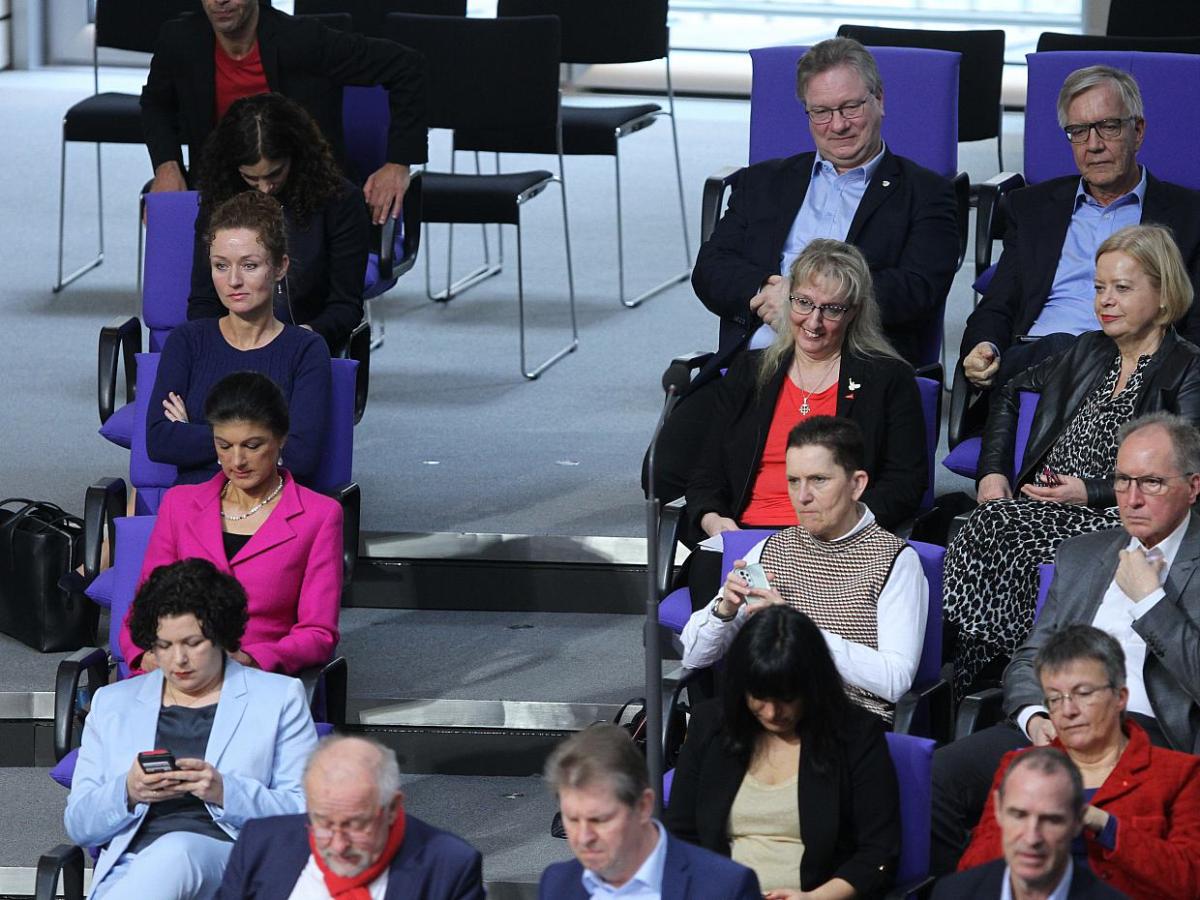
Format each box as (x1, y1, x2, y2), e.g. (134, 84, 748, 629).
(0, 769, 80, 867)
(0, 66, 1013, 539)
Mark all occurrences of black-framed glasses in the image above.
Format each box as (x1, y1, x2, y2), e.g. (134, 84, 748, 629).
(1112, 472, 1194, 495)
(804, 96, 872, 125)
(789, 295, 850, 321)
(1043, 683, 1114, 711)
(1063, 117, 1136, 143)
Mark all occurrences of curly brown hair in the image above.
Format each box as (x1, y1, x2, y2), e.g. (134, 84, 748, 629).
(203, 190, 288, 267)
(196, 92, 345, 226)
(129, 559, 248, 653)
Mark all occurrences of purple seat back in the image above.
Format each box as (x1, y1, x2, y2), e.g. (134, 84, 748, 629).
(107, 515, 158, 679)
(142, 191, 200, 352)
(131, 355, 358, 514)
(1012, 390, 1039, 480)
(1036, 562, 1055, 621)
(748, 45, 960, 177)
(721, 529, 776, 580)
(1025, 51, 1200, 189)
(908, 541, 944, 687)
(916, 376, 939, 513)
(884, 731, 935, 886)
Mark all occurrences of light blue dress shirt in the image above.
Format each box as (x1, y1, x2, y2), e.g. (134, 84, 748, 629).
(749, 145, 886, 350)
(999, 859, 1074, 900)
(1028, 167, 1147, 338)
(580, 820, 668, 899)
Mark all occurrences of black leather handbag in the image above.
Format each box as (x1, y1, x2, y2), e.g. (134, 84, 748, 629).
(0, 498, 96, 652)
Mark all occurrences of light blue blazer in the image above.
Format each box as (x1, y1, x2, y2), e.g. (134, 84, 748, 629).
(64, 658, 317, 893)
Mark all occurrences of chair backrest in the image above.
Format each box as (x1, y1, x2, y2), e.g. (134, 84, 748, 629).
(1013, 390, 1040, 481)
(883, 731, 935, 886)
(915, 375, 940, 513)
(142, 191, 201, 352)
(296, 0, 465, 37)
(94, 0, 201, 54)
(1024, 51, 1200, 189)
(294, 10, 354, 33)
(1037, 32, 1200, 54)
(496, 0, 668, 65)
(1107, 0, 1200, 38)
(341, 86, 390, 186)
(1036, 562, 1056, 622)
(908, 540, 944, 688)
(748, 45, 960, 178)
(384, 13, 562, 154)
(130, 353, 358, 514)
(107, 515, 159, 678)
(837, 24, 1004, 144)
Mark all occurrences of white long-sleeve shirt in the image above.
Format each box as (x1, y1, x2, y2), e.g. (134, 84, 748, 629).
(680, 509, 929, 703)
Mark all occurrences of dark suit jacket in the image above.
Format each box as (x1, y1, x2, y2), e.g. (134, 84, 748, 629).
(978, 329, 1200, 503)
(961, 171, 1200, 357)
(215, 812, 485, 900)
(1003, 511, 1200, 755)
(141, 7, 427, 174)
(685, 348, 927, 532)
(691, 149, 958, 366)
(538, 830, 762, 900)
(932, 859, 1128, 899)
(664, 700, 899, 898)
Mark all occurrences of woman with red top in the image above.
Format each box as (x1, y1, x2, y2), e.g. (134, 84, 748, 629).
(959, 625, 1200, 900)
(686, 239, 927, 551)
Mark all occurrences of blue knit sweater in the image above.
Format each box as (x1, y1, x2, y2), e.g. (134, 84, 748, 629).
(146, 319, 331, 485)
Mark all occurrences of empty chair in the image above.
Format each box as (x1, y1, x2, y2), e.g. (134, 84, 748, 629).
(1106, 0, 1200, 37)
(295, 0, 466, 37)
(1037, 32, 1200, 53)
(384, 12, 578, 379)
(498, 0, 690, 308)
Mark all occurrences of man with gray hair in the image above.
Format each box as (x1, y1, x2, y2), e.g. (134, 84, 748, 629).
(931, 412, 1200, 873)
(217, 735, 484, 899)
(540, 724, 761, 898)
(961, 65, 1200, 397)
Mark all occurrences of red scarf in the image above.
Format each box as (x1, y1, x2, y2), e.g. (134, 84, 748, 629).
(308, 806, 407, 899)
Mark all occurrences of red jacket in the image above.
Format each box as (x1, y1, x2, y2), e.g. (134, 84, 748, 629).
(959, 719, 1200, 899)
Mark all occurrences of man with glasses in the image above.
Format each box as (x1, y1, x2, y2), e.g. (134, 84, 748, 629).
(691, 37, 958, 369)
(931, 412, 1200, 875)
(961, 65, 1200, 400)
(217, 736, 484, 899)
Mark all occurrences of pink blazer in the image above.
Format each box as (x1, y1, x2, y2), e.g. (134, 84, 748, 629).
(120, 471, 343, 675)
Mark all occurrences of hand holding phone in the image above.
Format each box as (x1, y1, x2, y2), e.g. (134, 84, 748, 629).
(138, 749, 178, 774)
(732, 563, 771, 605)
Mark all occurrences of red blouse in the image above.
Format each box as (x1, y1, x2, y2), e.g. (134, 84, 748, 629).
(740, 377, 838, 526)
(214, 40, 268, 122)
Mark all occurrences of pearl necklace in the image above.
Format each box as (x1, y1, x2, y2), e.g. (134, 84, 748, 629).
(220, 476, 284, 520)
(792, 353, 841, 416)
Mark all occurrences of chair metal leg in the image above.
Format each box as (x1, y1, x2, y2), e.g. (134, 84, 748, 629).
(364, 298, 385, 351)
(53, 137, 105, 293)
(136, 193, 146, 297)
(426, 151, 504, 302)
(515, 174, 578, 380)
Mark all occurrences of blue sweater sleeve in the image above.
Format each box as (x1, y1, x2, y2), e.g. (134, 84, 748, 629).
(281, 333, 331, 482)
(146, 326, 218, 468)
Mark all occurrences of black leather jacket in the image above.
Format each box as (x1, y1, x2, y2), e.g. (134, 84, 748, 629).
(979, 329, 1200, 507)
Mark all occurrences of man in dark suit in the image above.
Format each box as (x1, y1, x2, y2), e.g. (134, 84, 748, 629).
(932, 748, 1127, 900)
(692, 37, 959, 368)
(539, 724, 761, 899)
(961, 65, 1200, 395)
(141, 0, 426, 224)
(931, 411, 1200, 875)
(216, 736, 484, 899)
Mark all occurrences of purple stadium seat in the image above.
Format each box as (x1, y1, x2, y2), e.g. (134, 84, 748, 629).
(1036, 562, 1055, 621)
(943, 389, 1039, 480)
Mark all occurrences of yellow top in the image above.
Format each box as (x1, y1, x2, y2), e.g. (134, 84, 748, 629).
(728, 770, 803, 891)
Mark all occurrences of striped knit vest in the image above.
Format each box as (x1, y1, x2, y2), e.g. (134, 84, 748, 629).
(759, 521, 906, 721)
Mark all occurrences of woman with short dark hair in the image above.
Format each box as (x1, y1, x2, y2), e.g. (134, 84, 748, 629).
(666, 606, 900, 899)
(123, 371, 342, 676)
(67, 559, 316, 899)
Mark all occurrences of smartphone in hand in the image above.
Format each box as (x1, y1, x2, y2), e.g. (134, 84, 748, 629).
(732, 563, 771, 605)
(138, 749, 178, 774)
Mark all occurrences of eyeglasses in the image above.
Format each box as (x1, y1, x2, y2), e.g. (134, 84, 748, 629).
(1063, 117, 1136, 143)
(789, 295, 850, 321)
(1044, 683, 1114, 711)
(1112, 473, 1193, 495)
(308, 807, 384, 844)
(804, 96, 872, 125)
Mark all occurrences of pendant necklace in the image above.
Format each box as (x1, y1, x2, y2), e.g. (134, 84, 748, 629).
(793, 354, 841, 416)
(220, 476, 284, 520)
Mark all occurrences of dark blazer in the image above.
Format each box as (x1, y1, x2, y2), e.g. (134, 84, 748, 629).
(215, 812, 485, 900)
(141, 7, 427, 174)
(664, 700, 900, 899)
(189, 178, 369, 353)
(685, 348, 927, 532)
(932, 859, 1128, 899)
(1003, 511, 1200, 755)
(538, 830, 762, 899)
(691, 149, 958, 366)
(961, 171, 1200, 357)
(978, 329, 1200, 504)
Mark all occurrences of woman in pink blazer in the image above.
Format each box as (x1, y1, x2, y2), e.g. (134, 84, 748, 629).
(121, 370, 342, 675)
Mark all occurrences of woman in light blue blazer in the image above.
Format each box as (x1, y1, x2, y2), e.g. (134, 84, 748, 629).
(65, 559, 318, 900)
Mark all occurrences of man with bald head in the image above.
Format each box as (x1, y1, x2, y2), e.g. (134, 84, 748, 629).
(217, 736, 484, 899)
